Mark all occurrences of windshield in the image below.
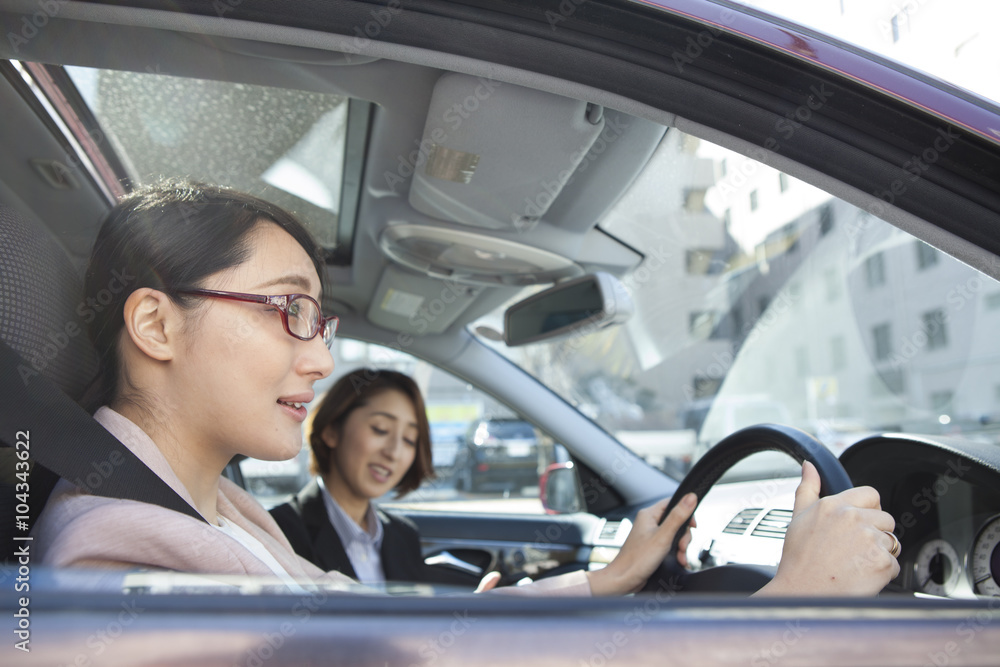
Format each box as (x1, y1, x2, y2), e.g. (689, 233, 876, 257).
(474, 128, 1000, 479)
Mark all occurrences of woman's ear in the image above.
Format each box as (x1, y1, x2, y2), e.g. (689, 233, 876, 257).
(321, 424, 339, 449)
(121, 288, 177, 362)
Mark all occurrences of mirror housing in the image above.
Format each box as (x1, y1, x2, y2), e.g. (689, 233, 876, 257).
(503, 272, 633, 346)
(539, 462, 584, 514)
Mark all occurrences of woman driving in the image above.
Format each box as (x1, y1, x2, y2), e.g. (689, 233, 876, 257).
(33, 180, 900, 597)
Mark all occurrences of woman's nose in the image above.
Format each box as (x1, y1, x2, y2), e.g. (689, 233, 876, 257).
(301, 334, 335, 379)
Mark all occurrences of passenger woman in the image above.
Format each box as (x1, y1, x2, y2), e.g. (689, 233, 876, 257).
(270, 369, 479, 586)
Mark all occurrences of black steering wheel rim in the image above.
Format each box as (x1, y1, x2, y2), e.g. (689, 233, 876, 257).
(641, 423, 853, 593)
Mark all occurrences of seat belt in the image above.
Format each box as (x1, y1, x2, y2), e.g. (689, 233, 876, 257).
(0, 338, 207, 526)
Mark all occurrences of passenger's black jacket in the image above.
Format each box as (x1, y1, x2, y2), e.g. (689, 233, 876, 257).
(270, 478, 478, 587)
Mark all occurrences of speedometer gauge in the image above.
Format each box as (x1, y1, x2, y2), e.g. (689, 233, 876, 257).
(914, 539, 960, 596)
(971, 515, 1000, 596)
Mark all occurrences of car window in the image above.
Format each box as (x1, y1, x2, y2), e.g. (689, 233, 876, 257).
(241, 341, 553, 514)
(474, 128, 1000, 480)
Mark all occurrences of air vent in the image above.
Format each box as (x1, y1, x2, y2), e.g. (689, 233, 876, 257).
(598, 520, 622, 542)
(722, 508, 762, 535)
(751, 509, 793, 539)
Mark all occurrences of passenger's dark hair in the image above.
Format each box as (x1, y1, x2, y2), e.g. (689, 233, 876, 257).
(308, 368, 434, 497)
(83, 180, 325, 410)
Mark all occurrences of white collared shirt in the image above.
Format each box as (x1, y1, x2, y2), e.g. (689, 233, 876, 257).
(317, 476, 386, 585)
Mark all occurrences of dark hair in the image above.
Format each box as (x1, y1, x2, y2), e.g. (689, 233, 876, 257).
(83, 180, 325, 409)
(308, 368, 434, 497)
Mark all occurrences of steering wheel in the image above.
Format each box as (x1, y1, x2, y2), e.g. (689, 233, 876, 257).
(640, 423, 853, 594)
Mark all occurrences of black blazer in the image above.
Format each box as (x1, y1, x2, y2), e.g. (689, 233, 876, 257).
(270, 479, 478, 587)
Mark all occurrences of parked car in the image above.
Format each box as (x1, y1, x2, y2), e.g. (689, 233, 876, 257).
(3, 0, 1000, 665)
(453, 419, 545, 493)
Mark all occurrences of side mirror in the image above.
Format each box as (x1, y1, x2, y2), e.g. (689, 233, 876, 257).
(539, 462, 584, 514)
(504, 272, 633, 346)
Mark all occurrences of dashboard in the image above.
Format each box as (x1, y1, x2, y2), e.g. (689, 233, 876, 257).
(840, 433, 1000, 599)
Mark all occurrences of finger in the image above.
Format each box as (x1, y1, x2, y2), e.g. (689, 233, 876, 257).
(677, 527, 693, 568)
(827, 485, 882, 510)
(856, 508, 895, 532)
(475, 571, 502, 593)
(660, 493, 697, 539)
(792, 461, 821, 516)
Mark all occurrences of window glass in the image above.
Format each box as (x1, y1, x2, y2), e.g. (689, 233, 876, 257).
(472, 128, 1000, 480)
(242, 342, 551, 514)
(65, 66, 355, 248)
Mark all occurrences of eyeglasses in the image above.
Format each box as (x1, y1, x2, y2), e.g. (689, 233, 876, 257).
(177, 288, 339, 348)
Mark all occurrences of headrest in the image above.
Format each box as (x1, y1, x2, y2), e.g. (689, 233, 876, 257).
(0, 206, 99, 401)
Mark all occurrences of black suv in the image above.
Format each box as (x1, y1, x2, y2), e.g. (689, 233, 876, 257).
(453, 419, 544, 493)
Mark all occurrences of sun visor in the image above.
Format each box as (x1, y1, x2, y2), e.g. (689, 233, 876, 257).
(408, 73, 605, 230)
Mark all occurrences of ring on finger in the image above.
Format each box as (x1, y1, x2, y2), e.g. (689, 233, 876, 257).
(884, 530, 901, 558)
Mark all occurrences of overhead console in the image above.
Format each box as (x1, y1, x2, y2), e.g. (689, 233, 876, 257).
(407, 73, 606, 231)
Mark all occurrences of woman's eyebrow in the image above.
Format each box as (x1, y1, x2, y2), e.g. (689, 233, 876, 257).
(370, 411, 419, 428)
(256, 274, 315, 292)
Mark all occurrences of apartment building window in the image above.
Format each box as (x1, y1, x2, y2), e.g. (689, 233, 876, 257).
(779, 173, 789, 192)
(987, 292, 1000, 310)
(923, 309, 948, 350)
(873, 322, 892, 361)
(749, 189, 759, 211)
(865, 252, 886, 288)
(819, 204, 834, 236)
(916, 241, 938, 270)
(689, 311, 720, 339)
(684, 188, 707, 212)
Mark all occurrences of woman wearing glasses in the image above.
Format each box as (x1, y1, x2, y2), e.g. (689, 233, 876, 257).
(34, 181, 899, 597)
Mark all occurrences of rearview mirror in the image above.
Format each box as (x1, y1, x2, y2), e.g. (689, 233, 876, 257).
(504, 272, 633, 346)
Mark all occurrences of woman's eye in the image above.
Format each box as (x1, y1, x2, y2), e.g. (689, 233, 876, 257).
(404, 438, 417, 447)
(371, 426, 388, 436)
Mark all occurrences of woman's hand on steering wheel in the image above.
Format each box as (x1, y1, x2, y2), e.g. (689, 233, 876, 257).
(586, 492, 698, 596)
(755, 461, 900, 597)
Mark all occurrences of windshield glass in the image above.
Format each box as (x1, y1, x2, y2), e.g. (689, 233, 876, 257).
(474, 127, 1000, 479)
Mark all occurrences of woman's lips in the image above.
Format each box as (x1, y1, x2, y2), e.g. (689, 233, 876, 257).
(369, 464, 392, 483)
(277, 399, 308, 422)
